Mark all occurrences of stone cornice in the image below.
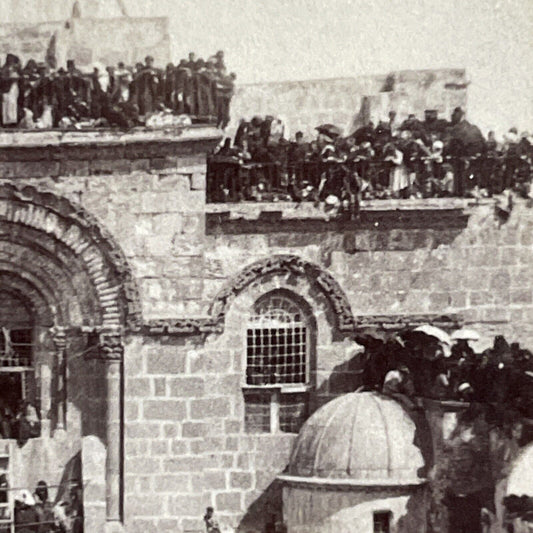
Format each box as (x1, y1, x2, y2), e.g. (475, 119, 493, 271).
(209, 254, 357, 334)
(0, 125, 222, 151)
(138, 313, 463, 337)
(355, 313, 463, 330)
(277, 474, 427, 490)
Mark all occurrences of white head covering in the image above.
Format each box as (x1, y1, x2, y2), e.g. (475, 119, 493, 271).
(15, 489, 36, 506)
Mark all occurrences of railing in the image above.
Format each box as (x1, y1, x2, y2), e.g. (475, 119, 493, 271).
(0, 352, 31, 369)
(206, 154, 532, 206)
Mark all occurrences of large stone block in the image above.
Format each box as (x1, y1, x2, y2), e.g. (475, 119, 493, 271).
(15, 161, 60, 178)
(143, 400, 187, 421)
(90, 158, 132, 175)
(125, 457, 161, 475)
(190, 172, 206, 191)
(128, 519, 159, 533)
(190, 398, 231, 419)
(146, 350, 187, 374)
(230, 471, 253, 490)
(191, 349, 232, 374)
(60, 160, 90, 176)
(182, 517, 206, 532)
(163, 455, 217, 472)
(169, 377, 205, 397)
(153, 474, 190, 493)
(151, 439, 169, 455)
(215, 491, 242, 512)
(126, 378, 151, 396)
(168, 493, 207, 516)
(125, 495, 164, 518)
(182, 421, 208, 438)
(156, 519, 180, 533)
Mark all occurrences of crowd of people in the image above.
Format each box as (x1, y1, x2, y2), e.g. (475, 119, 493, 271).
(208, 108, 532, 210)
(356, 326, 533, 423)
(0, 50, 235, 130)
(0, 477, 82, 532)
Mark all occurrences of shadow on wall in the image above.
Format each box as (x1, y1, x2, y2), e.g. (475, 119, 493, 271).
(238, 479, 284, 533)
(237, 357, 434, 532)
(55, 451, 82, 503)
(67, 334, 108, 443)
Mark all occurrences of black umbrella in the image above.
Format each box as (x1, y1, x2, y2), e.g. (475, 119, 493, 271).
(315, 124, 342, 138)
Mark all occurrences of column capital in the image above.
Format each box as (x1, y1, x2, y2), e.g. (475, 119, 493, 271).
(97, 333, 124, 362)
(50, 326, 67, 350)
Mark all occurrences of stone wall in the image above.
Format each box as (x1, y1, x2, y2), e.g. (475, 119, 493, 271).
(0, 14, 170, 69)
(282, 483, 428, 533)
(1, 127, 533, 532)
(229, 68, 468, 139)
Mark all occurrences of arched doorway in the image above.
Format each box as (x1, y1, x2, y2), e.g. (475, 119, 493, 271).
(0, 183, 140, 532)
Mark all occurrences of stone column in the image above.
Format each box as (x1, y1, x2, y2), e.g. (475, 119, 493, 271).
(98, 332, 124, 532)
(51, 327, 67, 432)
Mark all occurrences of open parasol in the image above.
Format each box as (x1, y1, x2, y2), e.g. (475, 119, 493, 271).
(410, 324, 452, 345)
(451, 328, 480, 342)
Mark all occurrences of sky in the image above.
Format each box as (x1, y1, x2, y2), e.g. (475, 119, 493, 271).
(135, 0, 533, 135)
(3, 0, 533, 134)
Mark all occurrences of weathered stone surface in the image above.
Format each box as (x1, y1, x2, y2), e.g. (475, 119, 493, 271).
(143, 400, 187, 421)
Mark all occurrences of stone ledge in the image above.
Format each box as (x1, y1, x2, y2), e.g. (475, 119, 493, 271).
(207, 198, 491, 220)
(0, 125, 222, 148)
(355, 313, 463, 330)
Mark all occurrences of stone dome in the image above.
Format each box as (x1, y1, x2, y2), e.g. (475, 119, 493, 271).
(288, 392, 426, 484)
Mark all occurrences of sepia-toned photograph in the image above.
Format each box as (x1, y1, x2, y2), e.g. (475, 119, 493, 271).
(0, 0, 531, 531)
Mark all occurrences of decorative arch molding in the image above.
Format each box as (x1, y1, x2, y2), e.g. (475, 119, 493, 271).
(210, 254, 356, 333)
(0, 183, 142, 331)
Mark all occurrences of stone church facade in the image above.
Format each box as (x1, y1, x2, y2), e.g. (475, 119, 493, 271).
(1, 124, 533, 533)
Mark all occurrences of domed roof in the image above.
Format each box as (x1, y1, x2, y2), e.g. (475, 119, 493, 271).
(288, 392, 426, 484)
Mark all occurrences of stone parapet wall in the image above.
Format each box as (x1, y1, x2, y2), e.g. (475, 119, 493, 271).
(229, 68, 467, 138)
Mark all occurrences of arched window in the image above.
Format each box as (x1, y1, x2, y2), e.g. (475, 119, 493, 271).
(243, 291, 313, 434)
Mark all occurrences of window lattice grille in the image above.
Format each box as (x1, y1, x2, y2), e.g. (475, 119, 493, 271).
(246, 295, 307, 386)
(0, 328, 33, 367)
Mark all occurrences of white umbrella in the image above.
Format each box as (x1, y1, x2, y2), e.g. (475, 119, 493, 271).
(451, 329, 480, 342)
(412, 325, 452, 345)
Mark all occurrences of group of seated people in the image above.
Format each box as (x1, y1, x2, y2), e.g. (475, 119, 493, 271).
(357, 328, 533, 422)
(0, 50, 235, 130)
(0, 477, 82, 532)
(208, 108, 532, 209)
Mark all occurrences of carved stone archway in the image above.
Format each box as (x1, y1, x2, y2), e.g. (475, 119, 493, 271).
(210, 254, 356, 334)
(0, 183, 140, 531)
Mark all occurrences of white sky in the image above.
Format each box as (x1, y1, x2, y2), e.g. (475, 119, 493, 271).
(133, 0, 533, 135)
(4, 0, 533, 134)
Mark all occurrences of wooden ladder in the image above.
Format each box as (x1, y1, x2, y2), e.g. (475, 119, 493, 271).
(0, 441, 13, 533)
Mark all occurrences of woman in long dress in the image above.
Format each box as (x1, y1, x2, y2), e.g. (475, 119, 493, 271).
(384, 142, 409, 197)
(1, 69, 19, 126)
